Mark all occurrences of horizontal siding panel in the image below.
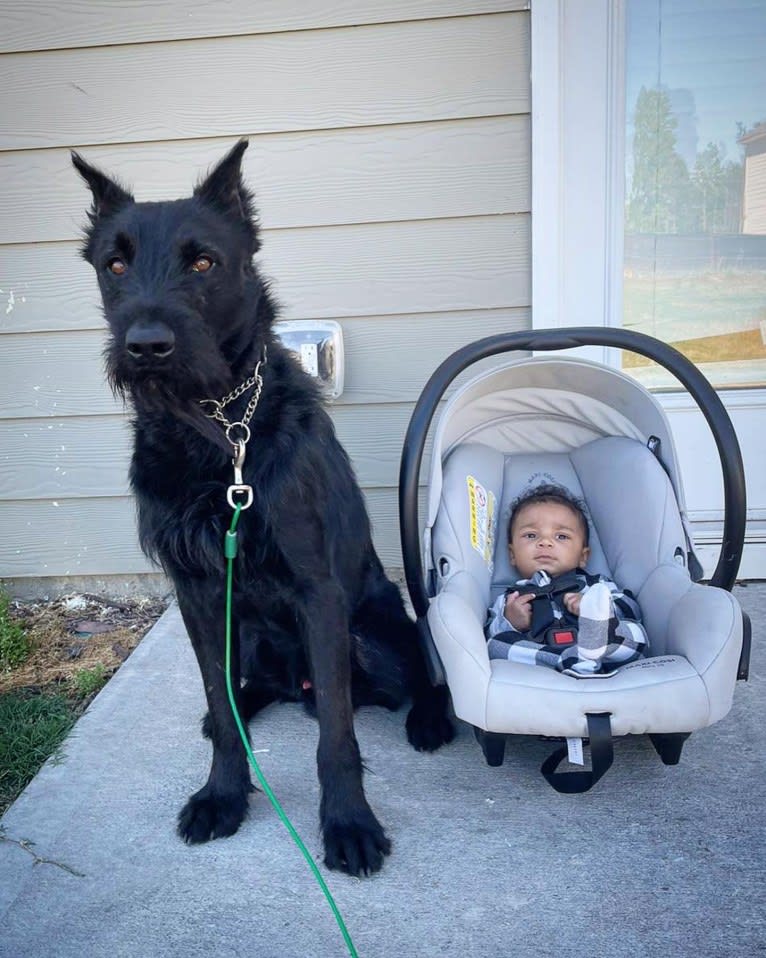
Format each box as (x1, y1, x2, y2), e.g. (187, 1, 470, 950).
(0, 404, 431, 499)
(0, 116, 530, 244)
(0, 330, 118, 419)
(0, 249, 99, 334)
(0, 14, 529, 149)
(368, 487, 428, 567)
(0, 496, 147, 577)
(0, 215, 530, 334)
(0, 1, 525, 53)
(340, 308, 530, 403)
(264, 215, 530, 319)
(0, 416, 132, 500)
(0, 307, 530, 418)
(336, 404, 432, 490)
(0, 488, 422, 577)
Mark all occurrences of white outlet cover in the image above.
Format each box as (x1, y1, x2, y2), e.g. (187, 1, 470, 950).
(275, 320, 345, 399)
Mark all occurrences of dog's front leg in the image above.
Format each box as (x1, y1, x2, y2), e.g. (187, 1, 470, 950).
(175, 579, 252, 843)
(306, 582, 391, 876)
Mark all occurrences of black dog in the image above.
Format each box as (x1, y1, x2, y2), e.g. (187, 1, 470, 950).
(72, 140, 453, 876)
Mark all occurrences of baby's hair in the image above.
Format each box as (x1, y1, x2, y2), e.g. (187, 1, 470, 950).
(507, 483, 590, 545)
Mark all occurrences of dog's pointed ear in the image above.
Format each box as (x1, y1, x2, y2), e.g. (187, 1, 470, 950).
(194, 140, 258, 242)
(71, 152, 134, 221)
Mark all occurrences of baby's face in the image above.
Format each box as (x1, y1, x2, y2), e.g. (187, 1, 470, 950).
(508, 502, 590, 579)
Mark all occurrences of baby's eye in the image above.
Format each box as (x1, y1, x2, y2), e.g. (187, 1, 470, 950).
(556, 533, 570, 541)
(522, 532, 537, 540)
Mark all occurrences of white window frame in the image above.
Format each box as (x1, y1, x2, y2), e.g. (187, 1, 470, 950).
(531, 0, 625, 368)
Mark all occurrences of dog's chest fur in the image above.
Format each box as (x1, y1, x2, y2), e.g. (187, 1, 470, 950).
(129, 349, 368, 616)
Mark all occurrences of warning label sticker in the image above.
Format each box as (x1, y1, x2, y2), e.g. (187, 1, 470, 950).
(467, 475, 496, 570)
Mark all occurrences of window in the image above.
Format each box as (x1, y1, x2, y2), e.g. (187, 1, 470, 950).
(623, 0, 766, 389)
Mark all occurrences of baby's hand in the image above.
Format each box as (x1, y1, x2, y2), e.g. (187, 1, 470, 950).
(563, 591, 582, 616)
(504, 591, 534, 631)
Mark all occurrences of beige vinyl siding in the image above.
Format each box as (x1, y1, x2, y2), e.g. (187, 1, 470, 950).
(0, 116, 529, 246)
(0, 15, 528, 149)
(0, 1, 525, 52)
(0, 5, 531, 584)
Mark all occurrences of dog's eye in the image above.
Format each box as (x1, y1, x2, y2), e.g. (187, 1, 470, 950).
(107, 257, 127, 276)
(191, 255, 214, 273)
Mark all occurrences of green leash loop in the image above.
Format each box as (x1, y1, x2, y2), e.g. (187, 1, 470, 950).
(224, 504, 359, 958)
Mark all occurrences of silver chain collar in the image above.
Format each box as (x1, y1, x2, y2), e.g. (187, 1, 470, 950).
(199, 348, 267, 511)
(199, 348, 267, 449)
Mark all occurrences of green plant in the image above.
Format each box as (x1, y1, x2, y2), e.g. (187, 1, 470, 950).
(70, 663, 108, 699)
(0, 589, 31, 670)
(0, 691, 76, 813)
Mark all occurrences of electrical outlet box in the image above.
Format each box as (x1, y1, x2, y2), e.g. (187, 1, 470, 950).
(274, 320, 345, 400)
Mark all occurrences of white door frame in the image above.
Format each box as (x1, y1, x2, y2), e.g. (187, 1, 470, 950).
(531, 0, 625, 367)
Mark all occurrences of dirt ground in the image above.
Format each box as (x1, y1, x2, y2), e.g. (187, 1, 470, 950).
(1, 594, 169, 696)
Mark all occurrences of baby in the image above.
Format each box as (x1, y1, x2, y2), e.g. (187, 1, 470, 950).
(485, 484, 648, 677)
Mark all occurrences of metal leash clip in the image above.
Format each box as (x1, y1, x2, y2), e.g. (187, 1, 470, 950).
(227, 439, 253, 510)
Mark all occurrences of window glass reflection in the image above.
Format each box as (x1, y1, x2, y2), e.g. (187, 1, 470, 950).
(624, 0, 766, 388)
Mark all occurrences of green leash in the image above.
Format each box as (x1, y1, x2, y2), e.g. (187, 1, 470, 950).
(224, 502, 359, 958)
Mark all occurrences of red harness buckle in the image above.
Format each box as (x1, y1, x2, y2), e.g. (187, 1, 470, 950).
(549, 628, 576, 647)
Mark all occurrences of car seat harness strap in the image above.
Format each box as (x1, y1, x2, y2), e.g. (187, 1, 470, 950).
(540, 712, 614, 793)
(515, 571, 586, 639)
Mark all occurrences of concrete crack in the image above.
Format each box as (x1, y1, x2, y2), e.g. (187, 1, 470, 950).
(0, 826, 85, 877)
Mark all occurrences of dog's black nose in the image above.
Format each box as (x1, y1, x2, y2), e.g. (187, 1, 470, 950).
(125, 323, 175, 360)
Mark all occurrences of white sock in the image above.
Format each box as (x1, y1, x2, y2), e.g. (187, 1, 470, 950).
(577, 582, 617, 661)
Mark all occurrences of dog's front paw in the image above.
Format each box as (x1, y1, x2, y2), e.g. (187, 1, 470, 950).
(322, 812, 391, 876)
(405, 685, 455, 752)
(177, 785, 249, 843)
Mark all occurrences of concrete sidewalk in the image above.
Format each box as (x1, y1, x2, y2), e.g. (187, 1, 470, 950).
(1, 585, 764, 958)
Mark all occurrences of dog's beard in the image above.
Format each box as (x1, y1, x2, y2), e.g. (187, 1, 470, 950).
(105, 342, 236, 453)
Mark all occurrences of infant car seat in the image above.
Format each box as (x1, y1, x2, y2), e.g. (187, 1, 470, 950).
(400, 328, 750, 792)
